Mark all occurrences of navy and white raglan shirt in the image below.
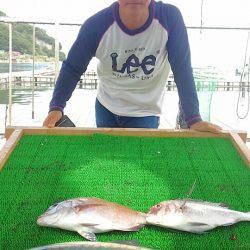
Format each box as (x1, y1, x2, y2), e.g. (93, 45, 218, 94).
(50, 0, 202, 127)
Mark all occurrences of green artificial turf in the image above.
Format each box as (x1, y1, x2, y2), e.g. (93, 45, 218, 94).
(0, 134, 249, 250)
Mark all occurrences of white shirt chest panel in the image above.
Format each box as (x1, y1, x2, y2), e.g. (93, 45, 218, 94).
(95, 20, 169, 87)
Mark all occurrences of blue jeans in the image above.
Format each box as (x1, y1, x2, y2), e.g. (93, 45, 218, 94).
(95, 99, 159, 128)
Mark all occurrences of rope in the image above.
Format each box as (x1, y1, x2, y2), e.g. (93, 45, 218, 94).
(236, 28, 250, 119)
(200, 0, 204, 34)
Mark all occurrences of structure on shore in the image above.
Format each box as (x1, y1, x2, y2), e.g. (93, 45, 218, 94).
(0, 73, 249, 92)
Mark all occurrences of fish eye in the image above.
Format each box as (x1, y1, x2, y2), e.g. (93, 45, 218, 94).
(156, 204, 161, 208)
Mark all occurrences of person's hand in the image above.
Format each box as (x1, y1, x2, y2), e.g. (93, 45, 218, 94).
(190, 121, 222, 133)
(43, 110, 62, 128)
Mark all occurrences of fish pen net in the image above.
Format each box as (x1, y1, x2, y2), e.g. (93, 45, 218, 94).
(0, 134, 249, 249)
(194, 67, 219, 122)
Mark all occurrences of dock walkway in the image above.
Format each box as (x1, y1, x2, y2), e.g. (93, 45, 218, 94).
(1, 74, 249, 91)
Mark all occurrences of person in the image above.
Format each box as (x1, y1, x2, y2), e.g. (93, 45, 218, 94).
(43, 0, 221, 132)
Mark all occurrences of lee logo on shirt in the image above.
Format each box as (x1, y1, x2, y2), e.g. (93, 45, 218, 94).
(110, 53, 156, 75)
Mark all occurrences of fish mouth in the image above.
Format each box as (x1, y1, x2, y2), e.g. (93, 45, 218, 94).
(37, 216, 45, 226)
(37, 212, 61, 226)
(37, 212, 51, 226)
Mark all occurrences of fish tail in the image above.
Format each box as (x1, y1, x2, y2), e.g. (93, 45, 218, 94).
(245, 212, 250, 221)
(240, 212, 250, 222)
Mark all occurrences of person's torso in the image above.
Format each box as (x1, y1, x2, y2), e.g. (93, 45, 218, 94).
(93, 1, 172, 116)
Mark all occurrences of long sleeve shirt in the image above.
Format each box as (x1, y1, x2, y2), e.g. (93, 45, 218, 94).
(49, 0, 202, 127)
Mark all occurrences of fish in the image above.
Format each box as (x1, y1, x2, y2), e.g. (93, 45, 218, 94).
(146, 199, 250, 234)
(29, 241, 152, 250)
(37, 197, 146, 241)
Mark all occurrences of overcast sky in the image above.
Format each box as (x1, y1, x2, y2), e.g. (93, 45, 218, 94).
(1, 0, 250, 69)
(1, 0, 249, 26)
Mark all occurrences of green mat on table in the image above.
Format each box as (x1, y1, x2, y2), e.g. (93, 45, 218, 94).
(0, 134, 249, 249)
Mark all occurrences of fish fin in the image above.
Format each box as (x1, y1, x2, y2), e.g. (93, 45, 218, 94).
(185, 222, 214, 234)
(188, 222, 210, 227)
(221, 222, 236, 227)
(77, 230, 97, 241)
(189, 230, 208, 234)
(121, 224, 144, 232)
(219, 203, 230, 208)
(79, 223, 99, 227)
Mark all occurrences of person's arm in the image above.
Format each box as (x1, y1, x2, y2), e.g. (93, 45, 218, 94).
(43, 20, 97, 127)
(43, 5, 115, 128)
(166, 6, 201, 127)
(166, 6, 221, 132)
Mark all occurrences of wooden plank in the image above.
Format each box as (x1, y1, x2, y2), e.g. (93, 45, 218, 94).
(5, 127, 15, 139)
(229, 132, 250, 168)
(24, 127, 230, 138)
(5, 126, 233, 138)
(0, 129, 24, 171)
(4, 126, 247, 142)
(235, 132, 247, 143)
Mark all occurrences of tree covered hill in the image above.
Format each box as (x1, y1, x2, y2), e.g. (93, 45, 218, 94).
(0, 10, 65, 60)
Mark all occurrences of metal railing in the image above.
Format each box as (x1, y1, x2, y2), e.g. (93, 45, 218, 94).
(0, 16, 249, 126)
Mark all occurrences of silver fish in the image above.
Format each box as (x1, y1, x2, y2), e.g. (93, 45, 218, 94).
(29, 241, 152, 250)
(146, 199, 250, 233)
(37, 197, 146, 241)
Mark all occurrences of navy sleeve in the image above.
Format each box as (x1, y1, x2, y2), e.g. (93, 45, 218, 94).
(161, 4, 202, 127)
(49, 7, 114, 113)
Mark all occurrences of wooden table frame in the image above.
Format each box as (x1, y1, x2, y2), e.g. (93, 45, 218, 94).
(1, 126, 250, 171)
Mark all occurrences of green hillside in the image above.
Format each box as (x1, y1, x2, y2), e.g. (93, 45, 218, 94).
(0, 10, 66, 60)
